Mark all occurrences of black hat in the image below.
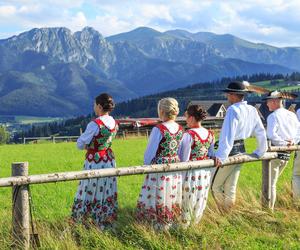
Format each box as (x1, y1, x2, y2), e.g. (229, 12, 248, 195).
(222, 81, 249, 94)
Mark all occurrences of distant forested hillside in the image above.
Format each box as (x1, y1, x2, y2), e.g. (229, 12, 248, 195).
(13, 72, 300, 142)
(113, 73, 288, 117)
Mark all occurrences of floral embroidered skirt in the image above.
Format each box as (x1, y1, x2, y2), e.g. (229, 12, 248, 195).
(71, 159, 118, 228)
(182, 168, 212, 226)
(136, 172, 182, 226)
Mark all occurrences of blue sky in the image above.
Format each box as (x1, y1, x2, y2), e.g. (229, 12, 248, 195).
(0, 0, 299, 47)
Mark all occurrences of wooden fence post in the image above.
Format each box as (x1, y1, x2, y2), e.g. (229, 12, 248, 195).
(122, 131, 126, 140)
(262, 159, 272, 209)
(23, 138, 26, 144)
(52, 136, 55, 144)
(12, 162, 30, 250)
(137, 127, 140, 137)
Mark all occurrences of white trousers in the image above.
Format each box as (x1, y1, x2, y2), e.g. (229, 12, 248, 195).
(270, 159, 288, 210)
(211, 164, 241, 210)
(292, 152, 300, 201)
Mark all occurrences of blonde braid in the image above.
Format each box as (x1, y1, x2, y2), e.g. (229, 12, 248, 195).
(158, 97, 179, 120)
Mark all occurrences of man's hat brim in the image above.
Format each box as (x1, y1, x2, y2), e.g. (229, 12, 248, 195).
(262, 96, 282, 101)
(222, 88, 249, 94)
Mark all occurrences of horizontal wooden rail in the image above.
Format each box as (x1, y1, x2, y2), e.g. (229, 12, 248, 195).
(23, 137, 52, 140)
(2, 145, 300, 187)
(0, 153, 278, 187)
(53, 136, 79, 139)
(267, 145, 300, 152)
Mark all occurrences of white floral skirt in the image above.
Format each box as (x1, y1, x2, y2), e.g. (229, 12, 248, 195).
(136, 172, 182, 226)
(71, 159, 117, 228)
(182, 168, 212, 226)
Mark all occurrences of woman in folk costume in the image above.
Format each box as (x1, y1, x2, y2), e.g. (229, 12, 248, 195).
(263, 90, 300, 210)
(136, 97, 183, 229)
(72, 93, 118, 229)
(178, 104, 215, 227)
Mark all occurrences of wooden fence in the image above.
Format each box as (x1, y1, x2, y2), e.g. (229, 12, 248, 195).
(1, 145, 299, 249)
(21, 136, 79, 144)
(21, 130, 150, 144)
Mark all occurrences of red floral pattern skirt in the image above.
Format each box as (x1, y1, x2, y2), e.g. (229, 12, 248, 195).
(136, 167, 182, 226)
(181, 168, 212, 226)
(71, 159, 117, 229)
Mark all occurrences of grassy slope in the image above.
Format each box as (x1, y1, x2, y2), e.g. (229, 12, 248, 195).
(14, 116, 63, 124)
(255, 79, 300, 91)
(0, 138, 299, 249)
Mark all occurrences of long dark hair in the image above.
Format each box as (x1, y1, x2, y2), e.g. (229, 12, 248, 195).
(95, 93, 115, 112)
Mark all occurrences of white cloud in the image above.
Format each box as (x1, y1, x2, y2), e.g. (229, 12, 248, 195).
(0, 5, 16, 17)
(18, 5, 40, 14)
(0, 0, 300, 46)
(140, 4, 174, 23)
(91, 14, 137, 36)
(70, 11, 88, 30)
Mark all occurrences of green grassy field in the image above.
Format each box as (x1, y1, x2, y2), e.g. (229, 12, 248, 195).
(0, 115, 63, 124)
(0, 138, 299, 249)
(255, 79, 300, 92)
(14, 116, 63, 124)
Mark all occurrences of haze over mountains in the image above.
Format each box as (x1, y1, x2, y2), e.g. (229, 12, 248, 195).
(0, 26, 298, 116)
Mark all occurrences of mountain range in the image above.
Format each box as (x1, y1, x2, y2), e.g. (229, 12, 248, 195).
(0, 26, 298, 116)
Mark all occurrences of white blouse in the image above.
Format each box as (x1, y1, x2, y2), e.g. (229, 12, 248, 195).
(215, 101, 267, 163)
(76, 115, 116, 150)
(178, 127, 215, 162)
(143, 121, 180, 165)
(267, 108, 300, 146)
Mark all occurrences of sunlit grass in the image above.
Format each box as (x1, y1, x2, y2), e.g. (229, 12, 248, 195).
(0, 138, 299, 249)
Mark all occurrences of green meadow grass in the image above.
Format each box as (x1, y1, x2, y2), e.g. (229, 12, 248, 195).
(0, 138, 299, 249)
(14, 116, 63, 124)
(255, 79, 300, 91)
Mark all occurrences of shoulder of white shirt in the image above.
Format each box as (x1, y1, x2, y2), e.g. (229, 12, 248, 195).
(95, 115, 116, 130)
(269, 108, 296, 120)
(189, 127, 209, 138)
(276, 107, 293, 116)
(161, 121, 180, 133)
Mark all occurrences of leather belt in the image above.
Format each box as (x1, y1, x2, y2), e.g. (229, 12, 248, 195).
(229, 139, 246, 156)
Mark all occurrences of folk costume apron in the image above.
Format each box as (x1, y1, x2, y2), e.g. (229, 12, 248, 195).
(72, 118, 118, 229)
(137, 123, 183, 227)
(182, 129, 214, 226)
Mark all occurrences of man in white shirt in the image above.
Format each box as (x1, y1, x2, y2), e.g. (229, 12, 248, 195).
(263, 90, 300, 210)
(212, 81, 267, 211)
(292, 108, 300, 204)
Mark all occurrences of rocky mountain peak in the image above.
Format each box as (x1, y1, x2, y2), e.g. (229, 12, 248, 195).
(0, 26, 298, 116)
(74, 26, 104, 41)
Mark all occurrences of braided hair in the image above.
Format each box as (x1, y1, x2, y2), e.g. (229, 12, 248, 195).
(158, 97, 179, 120)
(95, 93, 115, 112)
(186, 105, 207, 122)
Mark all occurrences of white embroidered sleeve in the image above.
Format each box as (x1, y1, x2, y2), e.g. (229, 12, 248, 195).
(267, 115, 287, 146)
(252, 112, 267, 157)
(208, 134, 216, 158)
(295, 119, 300, 144)
(76, 122, 99, 150)
(178, 132, 193, 162)
(143, 127, 162, 165)
(215, 108, 239, 163)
